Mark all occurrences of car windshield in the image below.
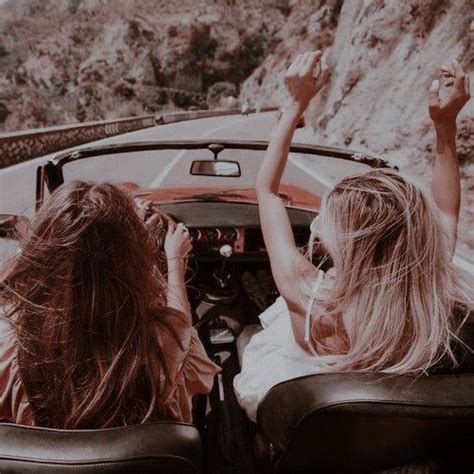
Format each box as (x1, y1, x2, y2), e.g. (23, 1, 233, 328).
(60, 145, 377, 209)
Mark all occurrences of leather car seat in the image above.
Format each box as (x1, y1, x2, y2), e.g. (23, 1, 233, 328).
(0, 421, 201, 473)
(256, 373, 474, 473)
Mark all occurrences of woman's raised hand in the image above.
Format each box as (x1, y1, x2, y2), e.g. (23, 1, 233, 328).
(164, 221, 192, 262)
(285, 50, 330, 116)
(428, 60, 470, 250)
(429, 59, 470, 127)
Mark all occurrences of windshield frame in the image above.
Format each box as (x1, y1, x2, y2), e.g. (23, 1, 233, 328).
(36, 139, 398, 209)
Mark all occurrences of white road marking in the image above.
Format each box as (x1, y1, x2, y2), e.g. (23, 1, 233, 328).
(288, 153, 335, 190)
(150, 114, 253, 188)
(149, 150, 189, 188)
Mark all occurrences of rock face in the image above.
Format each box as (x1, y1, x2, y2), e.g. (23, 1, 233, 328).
(0, 0, 287, 131)
(313, 0, 474, 257)
(240, 0, 474, 257)
(307, 0, 473, 166)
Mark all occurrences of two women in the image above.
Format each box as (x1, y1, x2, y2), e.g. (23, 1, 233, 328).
(234, 51, 473, 421)
(0, 50, 471, 428)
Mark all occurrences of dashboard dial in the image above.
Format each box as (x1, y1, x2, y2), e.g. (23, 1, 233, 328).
(223, 228, 238, 241)
(188, 228, 201, 241)
(187, 227, 243, 251)
(204, 228, 221, 242)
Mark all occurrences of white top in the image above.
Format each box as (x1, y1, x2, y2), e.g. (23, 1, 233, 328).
(233, 270, 332, 422)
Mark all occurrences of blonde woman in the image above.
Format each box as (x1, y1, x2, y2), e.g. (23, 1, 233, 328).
(234, 51, 473, 422)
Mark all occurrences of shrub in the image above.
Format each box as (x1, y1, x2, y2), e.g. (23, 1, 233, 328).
(171, 89, 206, 109)
(187, 23, 218, 62)
(113, 81, 135, 99)
(207, 81, 238, 104)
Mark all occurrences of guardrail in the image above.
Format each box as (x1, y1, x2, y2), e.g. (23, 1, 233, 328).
(0, 107, 278, 169)
(0, 115, 155, 169)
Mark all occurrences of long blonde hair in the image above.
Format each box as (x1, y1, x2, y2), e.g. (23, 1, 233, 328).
(309, 169, 472, 374)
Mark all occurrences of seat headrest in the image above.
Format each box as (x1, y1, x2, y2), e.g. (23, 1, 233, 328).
(0, 421, 201, 473)
(257, 373, 474, 472)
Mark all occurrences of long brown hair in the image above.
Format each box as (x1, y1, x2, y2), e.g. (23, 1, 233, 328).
(1, 181, 182, 428)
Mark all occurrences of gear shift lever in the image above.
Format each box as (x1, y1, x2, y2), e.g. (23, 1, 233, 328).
(213, 244, 233, 289)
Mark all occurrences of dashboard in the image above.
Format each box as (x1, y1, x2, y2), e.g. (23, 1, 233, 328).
(156, 201, 317, 257)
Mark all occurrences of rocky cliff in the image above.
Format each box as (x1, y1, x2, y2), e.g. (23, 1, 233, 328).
(240, 0, 473, 256)
(0, 0, 287, 130)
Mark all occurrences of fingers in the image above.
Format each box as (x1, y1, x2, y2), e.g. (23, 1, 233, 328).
(176, 222, 189, 234)
(298, 52, 310, 66)
(441, 66, 454, 77)
(301, 50, 322, 76)
(146, 213, 162, 227)
(287, 50, 323, 77)
(174, 223, 191, 244)
(135, 199, 152, 211)
(441, 66, 455, 87)
(285, 50, 329, 112)
(428, 79, 441, 109)
(167, 220, 176, 235)
(287, 53, 305, 75)
(163, 214, 176, 230)
(315, 57, 330, 88)
(167, 221, 190, 237)
(440, 61, 471, 93)
(431, 60, 470, 123)
(452, 59, 466, 91)
(451, 59, 464, 76)
(177, 223, 192, 255)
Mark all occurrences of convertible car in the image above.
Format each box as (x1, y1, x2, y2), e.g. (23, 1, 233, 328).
(0, 139, 473, 473)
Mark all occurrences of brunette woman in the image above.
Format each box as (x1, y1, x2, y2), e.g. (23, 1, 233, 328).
(0, 181, 219, 428)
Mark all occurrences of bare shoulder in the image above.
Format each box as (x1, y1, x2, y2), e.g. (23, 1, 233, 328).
(284, 253, 332, 313)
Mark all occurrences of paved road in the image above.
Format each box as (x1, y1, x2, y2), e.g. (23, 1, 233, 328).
(0, 111, 369, 217)
(1, 111, 472, 272)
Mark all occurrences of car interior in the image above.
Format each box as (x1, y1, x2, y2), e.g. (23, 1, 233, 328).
(0, 141, 473, 473)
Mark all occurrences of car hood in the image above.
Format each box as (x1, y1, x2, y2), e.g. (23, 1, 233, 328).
(129, 184, 321, 210)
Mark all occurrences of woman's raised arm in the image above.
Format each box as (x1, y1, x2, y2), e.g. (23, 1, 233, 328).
(428, 60, 470, 251)
(256, 51, 329, 328)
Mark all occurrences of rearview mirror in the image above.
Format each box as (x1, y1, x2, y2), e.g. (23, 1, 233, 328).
(190, 160, 241, 177)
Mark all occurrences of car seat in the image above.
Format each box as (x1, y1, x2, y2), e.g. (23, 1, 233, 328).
(0, 421, 201, 473)
(256, 373, 474, 473)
